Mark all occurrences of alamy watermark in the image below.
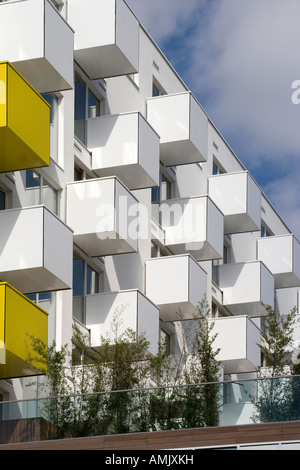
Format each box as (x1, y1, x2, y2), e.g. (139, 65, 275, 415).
(95, 196, 205, 244)
(291, 80, 300, 105)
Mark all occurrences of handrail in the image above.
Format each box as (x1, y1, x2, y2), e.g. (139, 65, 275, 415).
(2, 374, 300, 406)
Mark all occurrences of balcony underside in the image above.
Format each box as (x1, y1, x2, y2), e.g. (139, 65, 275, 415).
(73, 233, 137, 258)
(224, 212, 260, 235)
(160, 140, 206, 167)
(93, 163, 158, 190)
(74, 45, 138, 80)
(158, 301, 199, 323)
(165, 240, 223, 262)
(0, 266, 71, 295)
(11, 57, 73, 94)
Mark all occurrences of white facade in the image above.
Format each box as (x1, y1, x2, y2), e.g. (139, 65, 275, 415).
(0, 0, 299, 405)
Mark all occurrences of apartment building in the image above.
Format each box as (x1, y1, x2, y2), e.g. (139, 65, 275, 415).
(0, 0, 299, 448)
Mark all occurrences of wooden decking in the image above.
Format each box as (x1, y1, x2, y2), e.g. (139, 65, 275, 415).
(0, 421, 300, 450)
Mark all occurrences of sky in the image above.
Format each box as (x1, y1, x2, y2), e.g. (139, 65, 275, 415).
(127, 0, 300, 238)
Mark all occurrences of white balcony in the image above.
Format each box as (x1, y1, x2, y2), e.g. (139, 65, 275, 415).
(89, 112, 160, 190)
(218, 261, 274, 317)
(159, 196, 224, 261)
(0, 0, 74, 93)
(0, 206, 73, 294)
(66, 177, 138, 257)
(145, 254, 207, 322)
(68, 0, 139, 79)
(85, 289, 159, 356)
(208, 171, 261, 234)
(257, 234, 300, 288)
(209, 316, 261, 374)
(147, 92, 208, 166)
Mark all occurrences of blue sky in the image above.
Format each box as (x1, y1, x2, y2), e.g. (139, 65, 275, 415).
(127, 0, 300, 238)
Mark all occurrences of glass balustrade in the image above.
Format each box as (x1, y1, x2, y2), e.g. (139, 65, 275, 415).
(1, 376, 300, 444)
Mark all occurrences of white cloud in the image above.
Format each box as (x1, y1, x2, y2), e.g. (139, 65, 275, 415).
(264, 171, 300, 238)
(127, 0, 203, 42)
(184, 0, 300, 167)
(127, 0, 300, 237)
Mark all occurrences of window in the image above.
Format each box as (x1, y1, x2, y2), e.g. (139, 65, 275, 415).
(74, 165, 85, 181)
(0, 393, 3, 421)
(42, 93, 59, 163)
(223, 240, 231, 264)
(160, 329, 171, 355)
(0, 189, 5, 210)
(151, 173, 172, 203)
(25, 169, 58, 215)
(212, 159, 225, 175)
(261, 224, 272, 237)
(211, 303, 218, 319)
(223, 245, 228, 264)
(152, 84, 160, 97)
(74, 75, 101, 145)
(26, 292, 56, 343)
(152, 77, 166, 97)
(88, 90, 100, 118)
(161, 175, 172, 200)
(73, 255, 103, 324)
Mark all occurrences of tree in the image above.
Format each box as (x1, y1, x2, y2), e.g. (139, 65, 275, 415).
(150, 298, 221, 429)
(27, 298, 222, 436)
(27, 307, 152, 438)
(258, 305, 298, 377)
(253, 304, 300, 424)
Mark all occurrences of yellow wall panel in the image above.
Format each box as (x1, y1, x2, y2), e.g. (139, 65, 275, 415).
(0, 63, 7, 127)
(0, 283, 48, 379)
(0, 286, 5, 365)
(0, 62, 50, 173)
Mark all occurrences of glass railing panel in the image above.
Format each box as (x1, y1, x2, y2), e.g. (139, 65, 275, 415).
(1, 376, 300, 445)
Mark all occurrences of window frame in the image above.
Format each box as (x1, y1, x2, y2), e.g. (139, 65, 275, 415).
(25, 169, 59, 216)
(72, 253, 104, 325)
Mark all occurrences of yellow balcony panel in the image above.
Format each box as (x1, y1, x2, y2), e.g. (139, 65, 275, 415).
(0, 283, 48, 380)
(0, 61, 50, 173)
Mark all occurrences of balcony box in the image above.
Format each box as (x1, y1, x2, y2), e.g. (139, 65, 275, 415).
(85, 290, 160, 356)
(145, 254, 207, 322)
(218, 261, 274, 317)
(209, 316, 261, 374)
(208, 171, 261, 234)
(0, 282, 48, 379)
(147, 92, 208, 166)
(0, 0, 74, 93)
(66, 177, 138, 257)
(0, 62, 50, 173)
(68, 0, 139, 79)
(0, 206, 73, 294)
(257, 235, 300, 288)
(160, 196, 224, 261)
(89, 112, 160, 190)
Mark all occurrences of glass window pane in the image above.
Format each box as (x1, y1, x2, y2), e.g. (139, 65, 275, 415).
(86, 265, 99, 295)
(74, 165, 84, 181)
(42, 93, 58, 163)
(151, 186, 159, 203)
(73, 257, 85, 296)
(160, 329, 170, 355)
(75, 76, 86, 120)
(25, 170, 41, 206)
(88, 90, 100, 118)
(0, 189, 5, 210)
(152, 84, 160, 97)
(42, 179, 58, 215)
(74, 76, 86, 143)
